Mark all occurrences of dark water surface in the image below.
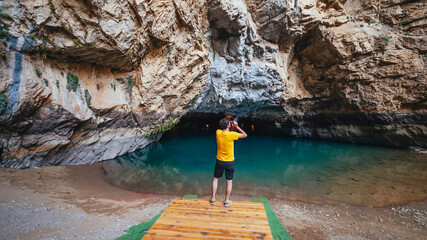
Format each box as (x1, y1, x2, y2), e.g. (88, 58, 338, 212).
(102, 135, 427, 207)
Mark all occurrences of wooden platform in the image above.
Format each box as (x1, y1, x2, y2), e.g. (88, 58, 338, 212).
(142, 198, 273, 239)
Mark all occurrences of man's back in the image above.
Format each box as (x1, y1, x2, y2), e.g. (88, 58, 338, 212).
(216, 129, 240, 162)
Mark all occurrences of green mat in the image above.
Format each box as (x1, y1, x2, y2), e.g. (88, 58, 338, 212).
(252, 196, 292, 240)
(116, 212, 162, 240)
(182, 194, 198, 199)
(116, 195, 197, 240)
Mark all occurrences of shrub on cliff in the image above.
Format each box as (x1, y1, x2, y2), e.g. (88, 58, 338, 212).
(84, 89, 91, 107)
(66, 72, 79, 92)
(0, 93, 7, 114)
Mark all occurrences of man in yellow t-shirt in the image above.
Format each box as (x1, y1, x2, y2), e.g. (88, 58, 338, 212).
(210, 117, 247, 207)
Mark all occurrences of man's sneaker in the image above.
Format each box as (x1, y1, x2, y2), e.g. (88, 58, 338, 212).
(224, 199, 232, 207)
(209, 198, 215, 205)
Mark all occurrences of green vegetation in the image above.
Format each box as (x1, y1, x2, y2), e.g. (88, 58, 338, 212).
(146, 119, 180, 137)
(0, 93, 7, 114)
(96, 84, 100, 91)
(274, 122, 282, 129)
(0, 8, 11, 19)
(382, 36, 392, 44)
(110, 84, 116, 91)
(73, 38, 83, 47)
(42, 39, 47, 46)
(47, 0, 55, 12)
(128, 76, 133, 99)
(42, 52, 47, 59)
(60, 71, 64, 77)
(84, 89, 91, 107)
(168, 46, 172, 55)
(213, 52, 215, 61)
(0, 9, 10, 40)
(96, 71, 100, 77)
(402, 9, 407, 15)
(287, 28, 291, 35)
(405, 31, 411, 35)
(59, 62, 68, 67)
(360, 24, 364, 27)
(43, 78, 49, 86)
(66, 72, 79, 92)
(367, 20, 373, 25)
(74, 13, 87, 25)
(35, 69, 42, 78)
(199, 38, 203, 44)
(56, 80, 60, 89)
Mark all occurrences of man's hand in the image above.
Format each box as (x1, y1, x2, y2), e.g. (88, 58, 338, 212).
(233, 121, 247, 139)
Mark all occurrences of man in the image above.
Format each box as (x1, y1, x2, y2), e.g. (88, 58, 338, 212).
(210, 117, 247, 207)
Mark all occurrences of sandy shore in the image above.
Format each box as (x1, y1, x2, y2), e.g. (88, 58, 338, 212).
(0, 164, 426, 239)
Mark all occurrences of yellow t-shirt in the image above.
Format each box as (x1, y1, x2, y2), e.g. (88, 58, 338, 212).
(216, 129, 240, 162)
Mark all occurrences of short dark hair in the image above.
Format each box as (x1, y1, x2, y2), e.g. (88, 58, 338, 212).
(219, 118, 230, 130)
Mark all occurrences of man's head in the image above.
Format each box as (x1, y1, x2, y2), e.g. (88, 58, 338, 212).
(219, 118, 230, 130)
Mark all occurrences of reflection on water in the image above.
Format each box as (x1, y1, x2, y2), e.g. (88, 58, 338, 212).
(102, 136, 427, 207)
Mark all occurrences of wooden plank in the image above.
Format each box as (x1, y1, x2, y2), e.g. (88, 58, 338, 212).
(164, 208, 267, 217)
(172, 198, 265, 208)
(155, 217, 271, 232)
(166, 201, 266, 213)
(159, 213, 270, 226)
(168, 203, 265, 212)
(144, 231, 247, 240)
(150, 224, 273, 239)
(152, 222, 272, 235)
(142, 198, 273, 240)
(161, 210, 268, 221)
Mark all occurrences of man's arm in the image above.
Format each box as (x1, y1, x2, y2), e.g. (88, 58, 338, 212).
(233, 122, 247, 139)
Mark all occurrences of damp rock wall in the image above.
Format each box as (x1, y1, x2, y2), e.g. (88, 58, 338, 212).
(0, 0, 426, 168)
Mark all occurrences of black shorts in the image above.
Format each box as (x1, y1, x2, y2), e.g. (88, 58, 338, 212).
(213, 160, 235, 180)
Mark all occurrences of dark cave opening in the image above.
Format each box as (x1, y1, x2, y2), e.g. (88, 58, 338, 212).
(162, 112, 292, 139)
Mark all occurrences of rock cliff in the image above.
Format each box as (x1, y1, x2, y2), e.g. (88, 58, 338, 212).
(0, 0, 425, 168)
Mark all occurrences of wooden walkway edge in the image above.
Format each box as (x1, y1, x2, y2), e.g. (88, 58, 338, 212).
(142, 198, 274, 239)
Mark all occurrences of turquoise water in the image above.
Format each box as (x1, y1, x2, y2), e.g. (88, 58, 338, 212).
(102, 135, 427, 207)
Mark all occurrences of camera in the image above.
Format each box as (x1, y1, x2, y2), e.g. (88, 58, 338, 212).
(226, 115, 238, 122)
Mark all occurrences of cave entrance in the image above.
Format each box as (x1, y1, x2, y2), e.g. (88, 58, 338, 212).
(162, 112, 283, 139)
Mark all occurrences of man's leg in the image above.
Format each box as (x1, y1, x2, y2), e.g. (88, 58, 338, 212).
(225, 179, 232, 202)
(211, 177, 219, 200)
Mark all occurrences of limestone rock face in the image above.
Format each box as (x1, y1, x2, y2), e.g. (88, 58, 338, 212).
(0, 0, 209, 168)
(0, 0, 425, 167)
(195, 0, 426, 148)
